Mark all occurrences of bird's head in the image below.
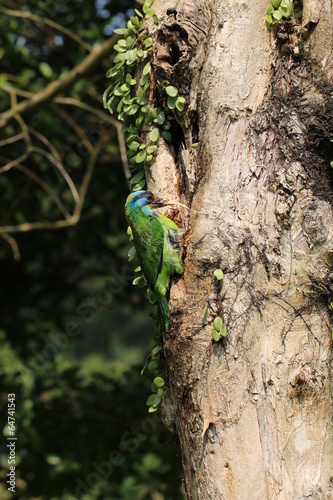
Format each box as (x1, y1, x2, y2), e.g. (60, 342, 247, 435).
(126, 190, 164, 211)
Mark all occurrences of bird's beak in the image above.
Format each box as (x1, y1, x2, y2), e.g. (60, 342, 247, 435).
(151, 196, 165, 208)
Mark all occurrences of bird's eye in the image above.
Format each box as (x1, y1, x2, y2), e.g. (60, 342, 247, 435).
(146, 193, 154, 202)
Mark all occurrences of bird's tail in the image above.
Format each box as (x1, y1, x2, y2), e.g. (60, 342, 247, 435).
(159, 295, 169, 331)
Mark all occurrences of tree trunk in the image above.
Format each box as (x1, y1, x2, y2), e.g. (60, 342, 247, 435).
(148, 0, 333, 498)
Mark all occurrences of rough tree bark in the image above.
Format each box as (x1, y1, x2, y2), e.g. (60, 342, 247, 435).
(147, 0, 333, 498)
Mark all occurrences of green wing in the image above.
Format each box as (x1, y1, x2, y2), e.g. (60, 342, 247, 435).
(155, 215, 185, 297)
(132, 214, 164, 290)
(157, 213, 178, 229)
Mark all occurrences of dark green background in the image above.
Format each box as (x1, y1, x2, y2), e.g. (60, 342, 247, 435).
(0, 1, 184, 498)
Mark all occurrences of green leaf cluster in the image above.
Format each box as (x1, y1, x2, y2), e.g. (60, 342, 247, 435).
(266, 0, 294, 25)
(103, 0, 179, 193)
(146, 375, 165, 412)
(165, 85, 186, 112)
(103, 0, 160, 192)
(127, 226, 145, 290)
(212, 316, 228, 342)
(141, 338, 165, 413)
(104, 4, 188, 194)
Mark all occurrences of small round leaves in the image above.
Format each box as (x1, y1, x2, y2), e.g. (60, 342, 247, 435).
(165, 85, 178, 97)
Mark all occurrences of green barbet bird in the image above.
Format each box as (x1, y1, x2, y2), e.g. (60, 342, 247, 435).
(125, 190, 185, 330)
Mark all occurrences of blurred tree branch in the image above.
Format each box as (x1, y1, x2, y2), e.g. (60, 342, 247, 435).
(0, 8, 92, 52)
(0, 35, 116, 130)
(53, 98, 130, 180)
(0, 4, 129, 260)
(0, 233, 21, 261)
(0, 129, 112, 235)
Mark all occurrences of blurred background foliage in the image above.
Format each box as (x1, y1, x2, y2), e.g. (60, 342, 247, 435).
(0, 0, 185, 498)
